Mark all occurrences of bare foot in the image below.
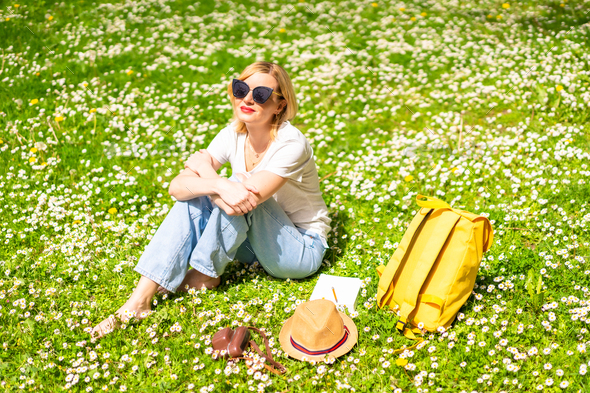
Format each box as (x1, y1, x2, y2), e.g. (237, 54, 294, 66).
(91, 296, 153, 339)
(156, 269, 221, 294)
(92, 276, 158, 339)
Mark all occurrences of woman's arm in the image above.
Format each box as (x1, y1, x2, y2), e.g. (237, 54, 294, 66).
(171, 150, 288, 208)
(168, 171, 220, 201)
(169, 151, 260, 214)
(168, 152, 224, 202)
(192, 150, 288, 204)
(240, 171, 288, 205)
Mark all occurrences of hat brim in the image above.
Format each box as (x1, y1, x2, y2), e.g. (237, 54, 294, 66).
(279, 311, 358, 362)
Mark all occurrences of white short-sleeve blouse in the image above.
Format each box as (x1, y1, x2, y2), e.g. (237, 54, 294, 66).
(206, 120, 331, 245)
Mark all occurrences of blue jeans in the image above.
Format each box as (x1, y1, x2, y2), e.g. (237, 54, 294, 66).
(134, 176, 329, 293)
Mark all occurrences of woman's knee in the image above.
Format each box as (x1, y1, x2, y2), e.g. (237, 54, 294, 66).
(183, 196, 213, 219)
(185, 195, 207, 204)
(260, 257, 321, 280)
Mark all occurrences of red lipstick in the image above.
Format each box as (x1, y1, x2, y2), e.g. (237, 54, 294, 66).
(240, 106, 255, 113)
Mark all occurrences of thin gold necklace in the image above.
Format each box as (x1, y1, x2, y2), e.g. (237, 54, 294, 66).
(246, 134, 271, 166)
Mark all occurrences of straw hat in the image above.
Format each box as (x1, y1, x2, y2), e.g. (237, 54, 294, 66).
(279, 299, 358, 362)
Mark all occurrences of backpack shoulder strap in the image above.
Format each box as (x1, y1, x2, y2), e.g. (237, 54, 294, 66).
(376, 207, 432, 308)
(396, 209, 461, 332)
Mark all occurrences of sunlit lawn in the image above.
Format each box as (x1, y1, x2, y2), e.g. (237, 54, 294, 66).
(1, 0, 590, 392)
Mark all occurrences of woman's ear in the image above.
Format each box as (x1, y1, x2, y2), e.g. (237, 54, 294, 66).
(278, 101, 287, 113)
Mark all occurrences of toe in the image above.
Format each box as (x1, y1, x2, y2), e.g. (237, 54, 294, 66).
(91, 315, 117, 339)
(91, 325, 104, 339)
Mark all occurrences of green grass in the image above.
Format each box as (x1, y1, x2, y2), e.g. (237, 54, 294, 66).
(1, 0, 590, 392)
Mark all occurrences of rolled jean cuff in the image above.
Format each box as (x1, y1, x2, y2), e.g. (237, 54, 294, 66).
(189, 261, 220, 279)
(134, 265, 177, 294)
(321, 236, 329, 249)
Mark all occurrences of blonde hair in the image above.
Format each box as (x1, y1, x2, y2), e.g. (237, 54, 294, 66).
(227, 61, 298, 140)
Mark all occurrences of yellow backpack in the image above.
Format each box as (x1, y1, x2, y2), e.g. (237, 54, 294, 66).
(376, 194, 494, 342)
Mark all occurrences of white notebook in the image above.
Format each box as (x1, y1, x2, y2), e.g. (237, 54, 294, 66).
(309, 274, 363, 314)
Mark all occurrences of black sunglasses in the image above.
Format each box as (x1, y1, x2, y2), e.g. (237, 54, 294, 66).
(232, 79, 284, 104)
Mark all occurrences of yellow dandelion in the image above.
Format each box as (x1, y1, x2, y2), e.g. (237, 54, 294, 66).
(399, 7, 405, 11)
(126, 70, 134, 75)
(55, 116, 64, 122)
(0, 139, 3, 144)
(502, 3, 510, 9)
(41, 162, 47, 166)
(496, 15, 503, 19)
(36, 72, 40, 76)
(404, 175, 414, 182)
(556, 85, 563, 92)
(108, 208, 117, 215)
(47, 15, 53, 21)
(30, 147, 37, 153)
(89, 108, 96, 113)
(73, 220, 82, 225)
(451, 167, 459, 173)
(420, 12, 427, 17)
(371, 2, 378, 7)
(279, 28, 286, 33)
(5, 18, 9, 22)
(487, 14, 493, 18)
(410, 16, 416, 21)
(396, 358, 408, 366)
(14, 4, 20, 7)
(30, 99, 39, 105)
(29, 157, 36, 163)
(560, 3, 565, 6)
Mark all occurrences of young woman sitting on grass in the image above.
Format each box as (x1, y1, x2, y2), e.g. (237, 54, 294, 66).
(92, 61, 331, 338)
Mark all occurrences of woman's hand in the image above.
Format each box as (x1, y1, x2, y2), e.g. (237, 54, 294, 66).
(184, 149, 212, 174)
(215, 178, 259, 214)
(211, 195, 243, 216)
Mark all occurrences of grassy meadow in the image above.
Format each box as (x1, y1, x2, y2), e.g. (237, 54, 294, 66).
(1, 0, 590, 391)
